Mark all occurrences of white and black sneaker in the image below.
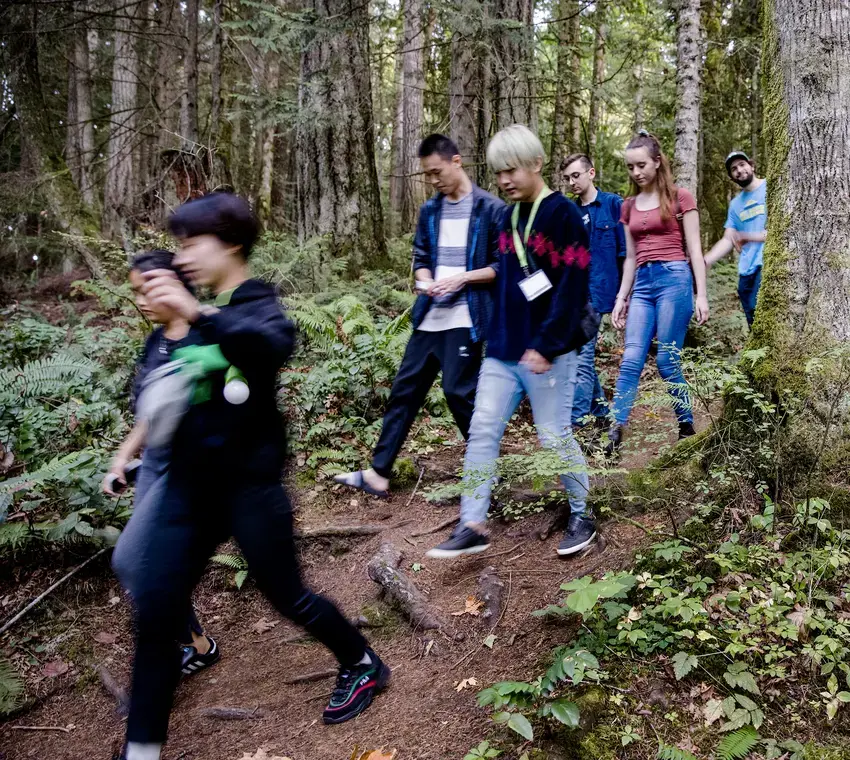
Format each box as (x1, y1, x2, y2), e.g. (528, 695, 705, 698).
(426, 525, 490, 559)
(557, 514, 597, 556)
(181, 635, 221, 677)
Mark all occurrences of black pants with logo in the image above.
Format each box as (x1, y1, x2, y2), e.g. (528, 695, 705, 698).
(113, 471, 367, 744)
(372, 328, 482, 479)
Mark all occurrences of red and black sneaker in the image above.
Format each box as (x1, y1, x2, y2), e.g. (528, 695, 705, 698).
(322, 648, 390, 724)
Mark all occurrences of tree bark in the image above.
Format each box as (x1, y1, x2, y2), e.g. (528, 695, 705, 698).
(297, 0, 388, 275)
(103, 0, 142, 248)
(73, 20, 97, 207)
(549, 0, 580, 187)
(491, 0, 536, 130)
(390, 0, 428, 231)
(209, 0, 225, 150)
(65, 41, 81, 191)
(255, 54, 280, 225)
(633, 63, 645, 134)
(180, 0, 200, 148)
(448, 2, 490, 185)
(586, 0, 607, 158)
(755, 0, 850, 348)
(673, 0, 703, 197)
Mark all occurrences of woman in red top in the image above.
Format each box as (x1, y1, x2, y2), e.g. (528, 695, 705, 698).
(607, 132, 709, 453)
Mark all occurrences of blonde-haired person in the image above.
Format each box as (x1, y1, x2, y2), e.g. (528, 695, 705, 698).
(427, 125, 598, 559)
(606, 131, 710, 454)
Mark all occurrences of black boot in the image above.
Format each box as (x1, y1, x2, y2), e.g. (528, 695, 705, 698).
(678, 422, 696, 440)
(604, 425, 622, 457)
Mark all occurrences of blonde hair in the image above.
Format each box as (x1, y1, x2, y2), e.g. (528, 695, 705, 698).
(487, 125, 545, 173)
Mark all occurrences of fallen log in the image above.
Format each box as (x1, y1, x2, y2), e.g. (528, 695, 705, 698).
(296, 525, 382, 539)
(199, 706, 266, 720)
(367, 543, 461, 638)
(477, 567, 504, 630)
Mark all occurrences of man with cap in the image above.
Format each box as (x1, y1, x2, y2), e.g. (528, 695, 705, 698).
(705, 151, 767, 327)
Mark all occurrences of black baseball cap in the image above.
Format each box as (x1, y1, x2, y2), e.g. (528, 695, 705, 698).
(725, 151, 752, 175)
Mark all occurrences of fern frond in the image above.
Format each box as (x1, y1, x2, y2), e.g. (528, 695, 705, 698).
(0, 450, 96, 494)
(657, 744, 698, 760)
(0, 353, 99, 399)
(210, 553, 248, 571)
(0, 522, 31, 550)
(715, 727, 760, 760)
(0, 657, 23, 715)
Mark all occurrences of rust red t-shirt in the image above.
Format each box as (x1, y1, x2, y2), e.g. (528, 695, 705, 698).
(621, 187, 697, 266)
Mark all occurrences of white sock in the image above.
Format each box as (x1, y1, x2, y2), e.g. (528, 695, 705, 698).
(357, 651, 372, 666)
(126, 742, 162, 760)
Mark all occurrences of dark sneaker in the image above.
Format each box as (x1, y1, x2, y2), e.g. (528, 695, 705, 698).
(557, 514, 597, 556)
(603, 425, 623, 458)
(425, 525, 490, 559)
(181, 635, 221, 677)
(323, 648, 390, 724)
(678, 422, 696, 440)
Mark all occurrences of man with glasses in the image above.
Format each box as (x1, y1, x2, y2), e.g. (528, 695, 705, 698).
(561, 153, 625, 431)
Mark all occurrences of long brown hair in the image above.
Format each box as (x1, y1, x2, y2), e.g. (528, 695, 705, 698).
(626, 132, 677, 221)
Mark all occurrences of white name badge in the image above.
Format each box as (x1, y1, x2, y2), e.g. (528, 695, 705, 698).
(518, 270, 553, 301)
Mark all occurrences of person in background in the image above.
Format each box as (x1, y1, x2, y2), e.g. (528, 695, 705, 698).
(426, 125, 597, 559)
(562, 153, 626, 433)
(104, 249, 220, 678)
(334, 134, 504, 498)
(607, 131, 710, 454)
(704, 151, 766, 327)
(112, 194, 389, 760)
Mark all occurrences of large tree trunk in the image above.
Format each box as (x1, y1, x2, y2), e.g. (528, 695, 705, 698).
(549, 0, 581, 187)
(586, 0, 607, 158)
(491, 0, 535, 130)
(297, 0, 388, 275)
(209, 0, 225, 149)
(448, 2, 490, 185)
(673, 0, 703, 196)
(255, 54, 280, 225)
(633, 63, 645, 134)
(66, 43, 81, 191)
(180, 0, 200, 148)
(755, 0, 850, 349)
(103, 0, 142, 248)
(390, 0, 428, 232)
(73, 20, 97, 207)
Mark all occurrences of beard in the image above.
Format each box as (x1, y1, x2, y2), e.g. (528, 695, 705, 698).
(732, 172, 754, 188)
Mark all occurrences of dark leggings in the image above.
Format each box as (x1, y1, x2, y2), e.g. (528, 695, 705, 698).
(112, 472, 367, 744)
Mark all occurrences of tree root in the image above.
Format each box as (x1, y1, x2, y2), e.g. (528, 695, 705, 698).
(476, 567, 504, 630)
(284, 668, 338, 685)
(409, 516, 457, 538)
(199, 706, 266, 720)
(296, 525, 383, 539)
(97, 666, 129, 715)
(367, 543, 462, 639)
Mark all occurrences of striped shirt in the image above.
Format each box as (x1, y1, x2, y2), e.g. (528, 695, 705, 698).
(418, 193, 473, 332)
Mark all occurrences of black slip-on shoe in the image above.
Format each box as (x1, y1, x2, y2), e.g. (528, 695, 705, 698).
(425, 525, 490, 559)
(181, 635, 221, 677)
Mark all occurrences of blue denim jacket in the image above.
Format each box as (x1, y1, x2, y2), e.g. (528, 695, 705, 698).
(579, 190, 626, 314)
(411, 184, 506, 343)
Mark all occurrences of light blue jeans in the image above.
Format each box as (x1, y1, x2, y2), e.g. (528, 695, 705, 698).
(459, 354, 590, 525)
(612, 261, 694, 426)
(572, 327, 608, 426)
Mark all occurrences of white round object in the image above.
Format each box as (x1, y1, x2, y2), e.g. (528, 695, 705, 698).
(224, 380, 250, 405)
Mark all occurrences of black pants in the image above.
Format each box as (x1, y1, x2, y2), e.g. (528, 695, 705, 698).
(112, 470, 366, 744)
(372, 328, 481, 478)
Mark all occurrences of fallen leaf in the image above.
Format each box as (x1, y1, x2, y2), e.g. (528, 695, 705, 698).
(108, 596, 120, 606)
(251, 618, 278, 634)
(703, 698, 724, 726)
(351, 750, 397, 760)
(424, 639, 435, 657)
(456, 677, 478, 692)
(483, 634, 496, 649)
(452, 596, 484, 617)
(42, 659, 70, 678)
(93, 631, 117, 645)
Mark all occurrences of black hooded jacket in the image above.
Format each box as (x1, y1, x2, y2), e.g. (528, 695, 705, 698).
(170, 278, 295, 480)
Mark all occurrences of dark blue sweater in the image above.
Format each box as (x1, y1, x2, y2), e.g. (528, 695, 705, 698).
(487, 192, 591, 362)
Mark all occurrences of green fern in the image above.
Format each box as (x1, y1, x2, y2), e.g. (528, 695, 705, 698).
(0, 450, 96, 494)
(715, 727, 760, 760)
(0, 522, 31, 550)
(210, 553, 248, 571)
(657, 744, 698, 760)
(0, 353, 99, 399)
(0, 657, 23, 715)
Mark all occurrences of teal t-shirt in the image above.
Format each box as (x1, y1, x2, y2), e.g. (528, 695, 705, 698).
(725, 181, 767, 276)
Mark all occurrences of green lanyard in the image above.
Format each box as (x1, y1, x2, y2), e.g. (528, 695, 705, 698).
(511, 186, 552, 271)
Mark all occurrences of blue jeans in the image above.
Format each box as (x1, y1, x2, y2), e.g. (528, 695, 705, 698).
(459, 354, 590, 524)
(612, 261, 694, 426)
(737, 267, 762, 328)
(572, 325, 608, 426)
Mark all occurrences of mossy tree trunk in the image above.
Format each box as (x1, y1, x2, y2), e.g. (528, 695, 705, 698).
(755, 0, 850, 361)
(673, 0, 703, 196)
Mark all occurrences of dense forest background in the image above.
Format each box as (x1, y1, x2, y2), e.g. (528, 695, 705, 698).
(0, 0, 760, 280)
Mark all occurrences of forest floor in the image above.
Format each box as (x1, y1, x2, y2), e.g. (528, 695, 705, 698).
(0, 412, 698, 760)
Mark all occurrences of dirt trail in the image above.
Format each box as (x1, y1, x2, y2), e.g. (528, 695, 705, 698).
(0, 416, 692, 760)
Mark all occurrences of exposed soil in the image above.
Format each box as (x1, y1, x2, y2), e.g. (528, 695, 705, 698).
(0, 417, 690, 760)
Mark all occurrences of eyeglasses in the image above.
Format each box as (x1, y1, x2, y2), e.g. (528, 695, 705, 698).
(564, 170, 589, 181)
